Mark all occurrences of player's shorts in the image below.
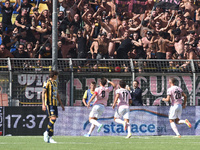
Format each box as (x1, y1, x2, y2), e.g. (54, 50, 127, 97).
(169, 104, 182, 120)
(89, 104, 105, 118)
(114, 106, 130, 119)
(46, 105, 58, 118)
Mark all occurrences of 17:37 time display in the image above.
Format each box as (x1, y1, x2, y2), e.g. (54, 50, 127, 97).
(4, 107, 48, 136)
(5, 114, 46, 129)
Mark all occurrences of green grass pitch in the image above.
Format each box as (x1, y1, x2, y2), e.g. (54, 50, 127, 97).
(0, 136, 200, 150)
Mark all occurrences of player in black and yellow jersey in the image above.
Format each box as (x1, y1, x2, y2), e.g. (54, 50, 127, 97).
(42, 70, 65, 143)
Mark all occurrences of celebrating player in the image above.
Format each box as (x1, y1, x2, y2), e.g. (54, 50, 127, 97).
(112, 80, 132, 138)
(85, 78, 116, 137)
(42, 70, 65, 143)
(162, 77, 191, 138)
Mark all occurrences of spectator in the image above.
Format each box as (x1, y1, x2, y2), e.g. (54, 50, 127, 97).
(2, 29, 18, 51)
(38, 43, 52, 59)
(99, 16, 115, 57)
(76, 29, 87, 58)
(82, 9, 94, 35)
(57, 40, 63, 58)
(31, 7, 40, 27)
(185, 16, 195, 31)
(17, 0, 33, 16)
(12, 44, 29, 58)
(25, 42, 39, 58)
(38, 10, 51, 24)
(15, 29, 28, 48)
(116, 32, 133, 59)
(132, 32, 146, 59)
(117, 20, 129, 37)
(150, 31, 174, 59)
(0, 44, 14, 58)
(142, 31, 153, 59)
(15, 8, 30, 29)
(90, 32, 109, 59)
(173, 28, 187, 59)
(70, 14, 81, 34)
(0, 0, 17, 31)
(129, 80, 143, 106)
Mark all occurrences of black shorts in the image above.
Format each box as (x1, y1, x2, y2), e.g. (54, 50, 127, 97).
(46, 105, 58, 118)
(156, 52, 166, 59)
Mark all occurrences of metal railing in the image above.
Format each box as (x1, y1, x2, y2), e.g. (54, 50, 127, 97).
(0, 58, 199, 106)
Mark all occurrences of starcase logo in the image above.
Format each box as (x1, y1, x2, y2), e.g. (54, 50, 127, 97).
(83, 109, 168, 134)
(103, 122, 166, 133)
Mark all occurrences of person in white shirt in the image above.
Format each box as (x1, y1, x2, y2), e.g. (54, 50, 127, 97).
(162, 77, 191, 138)
(112, 80, 132, 138)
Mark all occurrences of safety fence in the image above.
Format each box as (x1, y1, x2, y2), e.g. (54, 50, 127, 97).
(0, 58, 200, 106)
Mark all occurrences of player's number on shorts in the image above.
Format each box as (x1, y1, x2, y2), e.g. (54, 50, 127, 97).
(122, 92, 128, 102)
(102, 91, 105, 98)
(175, 90, 181, 99)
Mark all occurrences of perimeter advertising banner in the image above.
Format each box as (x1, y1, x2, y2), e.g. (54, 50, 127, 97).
(55, 106, 196, 136)
(0, 106, 198, 136)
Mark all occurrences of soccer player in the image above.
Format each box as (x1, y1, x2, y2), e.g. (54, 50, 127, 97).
(82, 81, 96, 106)
(85, 78, 116, 137)
(112, 80, 132, 138)
(162, 77, 191, 138)
(42, 71, 65, 143)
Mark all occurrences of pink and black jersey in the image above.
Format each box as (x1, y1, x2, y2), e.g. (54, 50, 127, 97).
(116, 88, 131, 108)
(167, 86, 183, 106)
(93, 86, 113, 106)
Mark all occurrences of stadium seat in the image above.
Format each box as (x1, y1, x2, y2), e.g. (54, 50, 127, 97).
(38, 3, 48, 13)
(30, 3, 36, 14)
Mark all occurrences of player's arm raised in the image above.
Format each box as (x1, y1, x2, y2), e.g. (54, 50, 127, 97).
(112, 93, 119, 109)
(162, 95, 170, 102)
(107, 79, 116, 88)
(182, 92, 187, 109)
(57, 93, 65, 111)
(87, 93, 97, 108)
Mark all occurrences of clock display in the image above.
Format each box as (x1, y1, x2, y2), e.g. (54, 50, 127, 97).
(3, 107, 48, 135)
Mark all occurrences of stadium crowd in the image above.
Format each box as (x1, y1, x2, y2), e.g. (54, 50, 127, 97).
(0, 0, 200, 64)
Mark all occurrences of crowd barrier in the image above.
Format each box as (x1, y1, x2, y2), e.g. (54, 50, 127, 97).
(0, 58, 200, 106)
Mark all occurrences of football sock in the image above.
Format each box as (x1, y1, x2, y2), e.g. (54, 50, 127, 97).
(127, 123, 131, 135)
(178, 120, 186, 124)
(47, 119, 56, 136)
(88, 124, 95, 135)
(90, 119, 101, 127)
(170, 122, 180, 136)
(115, 119, 125, 124)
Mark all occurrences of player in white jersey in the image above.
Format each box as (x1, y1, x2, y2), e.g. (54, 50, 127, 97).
(85, 78, 116, 137)
(162, 78, 191, 138)
(112, 80, 132, 138)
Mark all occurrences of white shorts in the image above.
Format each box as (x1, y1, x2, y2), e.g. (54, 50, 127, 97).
(89, 104, 105, 118)
(169, 104, 182, 120)
(114, 106, 130, 119)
